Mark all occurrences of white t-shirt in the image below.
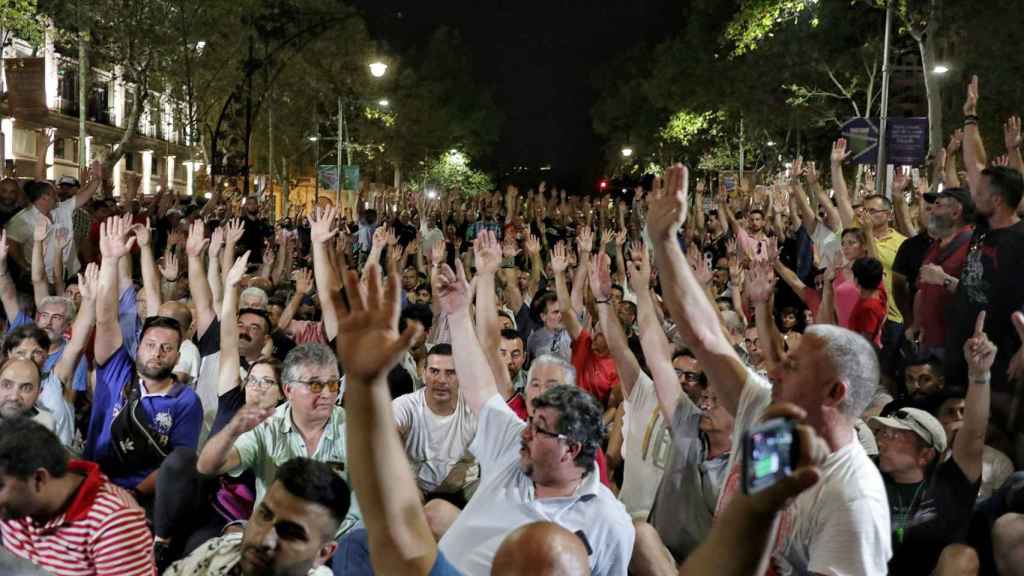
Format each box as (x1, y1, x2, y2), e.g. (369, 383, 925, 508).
(439, 394, 634, 576)
(811, 221, 842, 271)
(618, 372, 671, 520)
(716, 371, 892, 575)
(392, 388, 478, 494)
(5, 199, 80, 282)
(173, 339, 201, 385)
(980, 445, 1015, 500)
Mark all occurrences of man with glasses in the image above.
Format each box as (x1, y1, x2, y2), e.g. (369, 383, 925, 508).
(197, 342, 361, 535)
(862, 194, 908, 359)
(870, 312, 993, 574)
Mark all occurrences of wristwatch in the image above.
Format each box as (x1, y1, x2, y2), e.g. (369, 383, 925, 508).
(943, 276, 955, 290)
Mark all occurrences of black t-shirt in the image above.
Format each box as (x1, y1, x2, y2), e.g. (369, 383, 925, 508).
(892, 231, 933, 296)
(885, 457, 980, 575)
(238, 215, 272, 264)
(945, 221, 1024, 426)
(210, 386, 245, 437)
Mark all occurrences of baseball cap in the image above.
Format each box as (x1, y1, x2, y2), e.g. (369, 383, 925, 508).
(924, 187, 975, 216)
(870, 407, 947, 453)
(58, 176, 80, 187)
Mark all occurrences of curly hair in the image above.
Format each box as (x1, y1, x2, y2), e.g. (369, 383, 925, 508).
(531, 385, 606, 473)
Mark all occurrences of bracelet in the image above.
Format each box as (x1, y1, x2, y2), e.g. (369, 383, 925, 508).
(969, 374, 991, 385)
(964, 115, 979, 126)
(595, 298, 611, 305)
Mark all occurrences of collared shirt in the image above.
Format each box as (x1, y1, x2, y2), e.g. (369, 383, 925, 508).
(0, 460, 155, 576)
(874, 229, 908, 323)
(37, 371, 75, 447)
(5, 198, 80, 282)
(228, 402, 361, 534)
(84, 347, 203, 488)
(438, 394, 634, 576)
(7, 309, 90, 394)
(165, 532, 331, 576)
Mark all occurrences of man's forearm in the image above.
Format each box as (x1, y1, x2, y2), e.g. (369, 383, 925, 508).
(196, 427, 239, 475)
(449, 310, 499, 413)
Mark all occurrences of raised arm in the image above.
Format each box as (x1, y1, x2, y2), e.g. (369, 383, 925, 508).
(31, 217, 51, 307)
(891, 172, 917, 238)
(955, 312, 994, 483)
(962, 76, 987, 193)
(551, 241, 583, 340)
(830, 139, 855, 229)
(96, 215, 134, 365)
(474, 230, 514, 400)
(592, 251, 640, 396)
(500, 236, 525, 313)
(309, 207, 340, 341)
(222, 218, 245, 284)
(0, 231, 21, 323)
(219, 252, 251, 396)
(648, 164, 748, 416)
(75, 161, 102, 208)
(1004, 115, 1023, 174)
(336, 258, 436, 576)
(628, 242, 681, 423)
(747, 263, 785, 370)
(52, 263, 98, 395)
(132, 218, 163, 319)
(437, 258, 497, 414)
(207, 227, 225, 317)
(183, 220, 215, 334)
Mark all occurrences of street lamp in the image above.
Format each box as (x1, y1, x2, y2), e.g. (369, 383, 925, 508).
(369, 61, 388, 77)
(307, 136, 318, 142)
(378, 99, 390, 107)
(621, 147, 633, 158)
(932, 64, 950, 75)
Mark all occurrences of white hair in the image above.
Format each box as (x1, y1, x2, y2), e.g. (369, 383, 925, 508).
(805, 324, 879, 419)
(240, 287, 269, 309)
(39, 296, 76, 320)
(526, 354, 576, 388)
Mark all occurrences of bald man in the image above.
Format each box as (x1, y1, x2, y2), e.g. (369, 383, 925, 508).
(492, 522, 591, 576)
(0, 359, 55, 434)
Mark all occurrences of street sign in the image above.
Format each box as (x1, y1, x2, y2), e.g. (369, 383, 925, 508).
(840, 117, 929, 166)
(318, 165, 360, 191)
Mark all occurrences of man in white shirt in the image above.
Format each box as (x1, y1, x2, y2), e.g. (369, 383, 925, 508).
(648, 163, 891, 575)
(393, 343, 478, 500)
(6, 178, 96, 281)
(437, 258, 634, 576)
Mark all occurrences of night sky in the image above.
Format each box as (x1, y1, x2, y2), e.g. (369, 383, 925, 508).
(351, 1, 686, 192)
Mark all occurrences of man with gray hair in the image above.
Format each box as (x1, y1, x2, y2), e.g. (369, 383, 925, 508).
(196, 342, 361, 534)
(647, 163, 891, 574)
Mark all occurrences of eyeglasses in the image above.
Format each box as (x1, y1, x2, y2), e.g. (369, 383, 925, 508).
(526, 417, 569, 442)
(674, 369, 701, 383)
(291, 378, 341, 395)
(246, 376, 279, 390)
(37, 312, 66, 325)
(866, 208, 889, 215)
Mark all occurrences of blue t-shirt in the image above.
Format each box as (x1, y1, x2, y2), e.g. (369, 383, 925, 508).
(429, 552, 463, 576)
(7, 310, 90, 392)
(83, 346, 203, 488)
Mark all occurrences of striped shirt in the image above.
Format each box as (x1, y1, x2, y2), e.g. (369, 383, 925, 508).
(0, 460, 156, 576)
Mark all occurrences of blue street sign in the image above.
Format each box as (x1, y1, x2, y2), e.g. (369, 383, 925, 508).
(840, 117, 929, 166)
(840, 117, 880, 165)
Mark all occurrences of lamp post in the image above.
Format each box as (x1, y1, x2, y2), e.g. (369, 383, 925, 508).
(621, 147, 633, 158)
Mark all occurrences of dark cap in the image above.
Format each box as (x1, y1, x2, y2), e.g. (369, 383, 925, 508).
(924, 187, 975, 216)
(57, 176, 80, 187)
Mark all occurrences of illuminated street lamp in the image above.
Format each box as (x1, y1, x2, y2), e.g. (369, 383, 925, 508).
(932, 64, 950, 75)
(621, 147, 633, 158)
(369, 61, 388, 77)
(378, 99, 390, 107)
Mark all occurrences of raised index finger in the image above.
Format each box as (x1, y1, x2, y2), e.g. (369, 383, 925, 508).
(975, 311, 987, 337)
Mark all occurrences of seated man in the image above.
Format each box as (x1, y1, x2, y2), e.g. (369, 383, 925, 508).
(86, 216, 203, 497)
(437, 259, 633, 575)
(0, 359, 61, 438)
(933, 390, 1014, 499)
(394, 343, 478, 504)
(0, 417, 156, 575)
(165, 457, 349, 576)
(197, 342, 362, 535)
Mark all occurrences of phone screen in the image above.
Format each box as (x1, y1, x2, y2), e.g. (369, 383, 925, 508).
(743, 418, 797, 494)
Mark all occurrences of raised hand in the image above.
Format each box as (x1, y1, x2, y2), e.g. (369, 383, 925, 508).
(371, 224, 389, 250)
(551, 241, 570, 275)
(430, 238, 447, 266)
(385, 226, 398, 247)
(55, 227, 71, 249)
(225, 251, 251, 288)
(474, 230, 501, 276)
(229, 404, 276, 436)
(78, 262, 100, 302)
(159, 251, 179, 281)
(589, 252, 612, 302)
(131, 218, 152, 248)
(791, 156, 803, 179)
(209, 227, 225, 255)
(1005, 115, 1022, 151)
(33, 217, 50, 244)
(524, 232, 541, 255)
(804, 161, 819, 184)
(100, 215, 137, 259)
(745, 261, 776, 304)
(185, 218, 209, 258)
(388, 243, 406, 266)
(947, 129, 964, 154)
(293, 268, 314, 295)
(501, 236, 521, 260)
(613, 229, 627, 246)
(831, 138, 850, 164)
(994, 155, 1010, 167)
(964, 75, 979, 116)
(626, 241, 650, 294)
(646, 163, 688, 241)
(693, 253, 713, 286)
(892, 170, 909, 193)
(308, 206, 339, 244)
(225, 218, 245, 245)
(964, 311, 996, 378)
(433, 259, 471, 317)
(577, 226, 594, 254)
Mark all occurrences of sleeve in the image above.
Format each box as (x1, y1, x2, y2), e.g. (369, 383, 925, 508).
(89, 504, 158, 576)
(229, 423, 267, 477)
(96, 347, 134, 400)
(210, 388, 244, 437)
(801, 286, 822, 316)
(670, 391, 702, 440)
(118, 286, 141, 359)
(169, 394, 204, 450)
(4, 215, 29, 244)
(197, 317, 222, 357)
(806, 494, 891, 576)
(468, 393, 527, 472)
(5, 309, 31, 334)
(392, 392, 417, 436)
(985, 448, 1015, 497)
(38, 373, 74, 446)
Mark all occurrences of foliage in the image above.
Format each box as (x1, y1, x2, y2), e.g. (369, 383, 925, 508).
(408, 149, 493, 197)
(725, 0, 817, 55)
(0, 0, 45, 50)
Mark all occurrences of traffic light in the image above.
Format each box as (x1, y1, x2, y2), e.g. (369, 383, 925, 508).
(599, 180, 608, 190)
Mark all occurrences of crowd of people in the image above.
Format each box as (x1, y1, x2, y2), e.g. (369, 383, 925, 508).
(0, 75, 1023, 576)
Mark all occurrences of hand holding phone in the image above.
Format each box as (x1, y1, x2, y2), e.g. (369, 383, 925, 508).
(743, 417, 799, 494)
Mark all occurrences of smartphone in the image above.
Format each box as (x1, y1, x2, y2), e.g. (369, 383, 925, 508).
(742, 418, 799, 494)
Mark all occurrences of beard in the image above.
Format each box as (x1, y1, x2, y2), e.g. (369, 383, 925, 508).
(927, 213, 955, 238)
(136, 358, 175, 380)
(0, 401, 27, 419)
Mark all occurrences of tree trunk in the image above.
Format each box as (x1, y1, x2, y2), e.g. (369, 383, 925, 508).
(103, 83, 145, 173)
(917, 31, 943, 155)
(78, 31, 89, 175)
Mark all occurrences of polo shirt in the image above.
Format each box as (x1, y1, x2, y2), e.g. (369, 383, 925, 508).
(83, 346, 203, 489)
(8, 309, 90, 393)
(438, 394, 634, 576)
(0, 460, 155, 576)
(874, 229, 907, 323)
(228, 402, 362, 535)
(571, 330, 620, 408)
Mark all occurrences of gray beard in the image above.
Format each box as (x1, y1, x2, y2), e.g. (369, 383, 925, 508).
(927, 214, 955, 238)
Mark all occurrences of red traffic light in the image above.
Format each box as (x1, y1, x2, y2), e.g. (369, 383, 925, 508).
(599, 180, 608, 190)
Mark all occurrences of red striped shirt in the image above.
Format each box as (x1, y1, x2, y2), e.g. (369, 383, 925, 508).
(1, 460, 156, 576)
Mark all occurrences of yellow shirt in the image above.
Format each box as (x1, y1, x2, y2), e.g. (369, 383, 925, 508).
(874, 229, 907, 323)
